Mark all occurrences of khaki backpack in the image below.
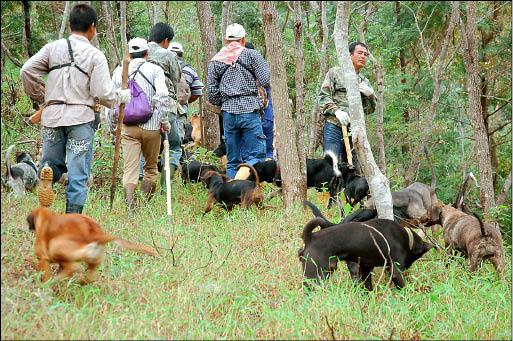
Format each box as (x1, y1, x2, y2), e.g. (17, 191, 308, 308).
(176, 61, 191, 106)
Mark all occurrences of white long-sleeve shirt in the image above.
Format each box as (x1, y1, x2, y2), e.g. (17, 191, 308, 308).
(20, 34, 118, 127)
(112, 58, 170, 131)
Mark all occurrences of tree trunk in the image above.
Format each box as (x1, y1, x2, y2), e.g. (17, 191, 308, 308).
(293, 0, 308, 192)
(220, 1, 232, 42)
(59, 1, 72, 39)
(21, 0, 32, 58)
(396, 1, 410, 157)
(151, 1, 160, 26)
(261, 1, 307, 209)
(459, 2, 496, 215)
(496, 171, 511, 206)
(403, 2, 459, 186)
(358, 1, 386, 174)
(120, 1, 127, 48)
(334, 2, 393, 220)
(102, 1, 121, 70)
(197, 1, 220, 150)
(307, 1, 329, 156)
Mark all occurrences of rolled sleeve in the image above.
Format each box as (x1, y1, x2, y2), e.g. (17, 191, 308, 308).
(20, 44, 50, 106)
(318, 70, 339, 116)
(207, 62, 222, 106)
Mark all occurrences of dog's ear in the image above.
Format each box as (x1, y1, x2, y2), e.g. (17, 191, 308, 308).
(27, 211, 36, 232)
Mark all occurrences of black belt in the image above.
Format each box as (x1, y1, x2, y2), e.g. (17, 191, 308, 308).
(46, 100, 94, 110)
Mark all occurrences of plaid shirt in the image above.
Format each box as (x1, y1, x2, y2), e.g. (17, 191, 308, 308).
(207, 48, 270, 114)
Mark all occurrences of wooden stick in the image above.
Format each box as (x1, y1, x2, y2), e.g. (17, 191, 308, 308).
(110, 45, 130, 210)
(163, 132, 173, 219)
(341, 125, 353, 167)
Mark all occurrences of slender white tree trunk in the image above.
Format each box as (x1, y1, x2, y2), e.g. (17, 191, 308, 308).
(334, 2, 393, 220)
(59, 1, 71, 39)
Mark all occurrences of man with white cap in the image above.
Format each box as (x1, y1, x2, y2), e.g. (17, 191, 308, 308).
(207, 23, 270, 179)
(111, 37, 171, 209)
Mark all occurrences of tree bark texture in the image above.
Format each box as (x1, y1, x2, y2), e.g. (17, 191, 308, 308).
(221, 1, 232, 42)
(102, 1, 121, 70)
(334, 2, 393, 220)
(120, 1, 128, 48)
(307, 1, 329, 156)
(261, 1, 307, 209)
(459, 2, 496, 214)
(59, 1, 72, 39)
(403, 1, 459, 186)
(293, 0, 308, 191)
(21, 0, 32, 58)
(358, 1, 386, 174)
(197, 1, 221, 150)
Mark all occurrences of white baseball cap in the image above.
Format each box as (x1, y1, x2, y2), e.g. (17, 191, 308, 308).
(128, 37, 148, 54)
(225, 23, 246, 41)
(168, 42, 183, 53)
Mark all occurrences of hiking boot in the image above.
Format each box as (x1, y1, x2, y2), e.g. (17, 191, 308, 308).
(38, 164, 54, 207)
(66, 203, 83, 214)
(140, 180, 156, 201)
(124, 183, 137, 210)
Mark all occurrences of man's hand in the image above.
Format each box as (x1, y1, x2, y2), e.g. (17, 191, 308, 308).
(359, 82, 374, 97)
(160, 120, 171, 132)
(335, 109, 350, 126)
(116, 89, 132, 105)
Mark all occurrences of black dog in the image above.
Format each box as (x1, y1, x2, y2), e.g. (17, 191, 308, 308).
(180, 160, 221, 183)
(201, 164, 263, 213)
(2, 145, 38, 197)
(255, 151, 342, 204)
(300, 201, 433, 290)
(339, 163, 369, 206)
(183, 122, 194, 144)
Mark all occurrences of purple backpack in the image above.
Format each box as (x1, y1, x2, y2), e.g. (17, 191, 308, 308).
(115, 62, 155, 125)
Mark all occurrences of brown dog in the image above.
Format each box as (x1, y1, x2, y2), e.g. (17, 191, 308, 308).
(201, 164, 263, 213)
(27, 207, 158, 283)
(191, 114, 202, 145)
(434, 203, 505, 276)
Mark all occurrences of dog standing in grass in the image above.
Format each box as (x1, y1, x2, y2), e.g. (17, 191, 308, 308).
(27, 207, 158, 284)
(201, 163, 263, 213)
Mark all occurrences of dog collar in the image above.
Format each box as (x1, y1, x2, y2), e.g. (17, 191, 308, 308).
(404, 227, 414, 250)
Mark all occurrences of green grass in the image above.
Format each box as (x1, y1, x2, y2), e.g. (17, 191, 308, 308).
(1, 178, 511, 340)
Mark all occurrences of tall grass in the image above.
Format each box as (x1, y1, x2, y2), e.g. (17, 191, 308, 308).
(1, 178, 511, 340)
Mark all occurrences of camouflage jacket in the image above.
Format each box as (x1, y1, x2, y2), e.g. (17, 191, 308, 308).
(148, 42, 182, 115)
(318, 66, 376, 127)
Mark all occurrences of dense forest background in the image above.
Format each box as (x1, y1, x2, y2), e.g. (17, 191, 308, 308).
(1, 1, 511, 235)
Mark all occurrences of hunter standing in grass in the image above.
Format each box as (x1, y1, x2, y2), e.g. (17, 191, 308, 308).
(20, 4, 131, 213)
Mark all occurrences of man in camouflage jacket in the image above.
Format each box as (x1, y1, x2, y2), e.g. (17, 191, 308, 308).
(318, 42, 376, 168)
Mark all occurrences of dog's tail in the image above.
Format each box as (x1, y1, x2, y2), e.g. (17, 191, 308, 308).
(324, 150, 342, 177)
(471, 211, 488, 237)
(4, 144, 15, 181)
(238, 163, 260, 187)
(454, 172, 478, 211)
(304, 201, 337, 228)
(302, 217, 325, 246)
(94, 234, 159, 256)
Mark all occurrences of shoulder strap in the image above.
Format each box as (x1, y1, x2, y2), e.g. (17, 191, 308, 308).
(48, 38, 89, 77)
(129, 62, 156, 92)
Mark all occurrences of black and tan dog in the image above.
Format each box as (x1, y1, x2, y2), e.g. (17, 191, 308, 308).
(339, 163, 369, 206)
(301, 201, 433, 290)
(2, 144, 38, 197)
(201, 164, 263, 213)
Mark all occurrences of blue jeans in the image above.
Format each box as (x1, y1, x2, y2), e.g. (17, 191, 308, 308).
(240, 117, 274, 160)
(223, 111, 266, 178)
(323, 122, 357, 165)
(140, 115, 182, 176)
(40, 121, 95, 207)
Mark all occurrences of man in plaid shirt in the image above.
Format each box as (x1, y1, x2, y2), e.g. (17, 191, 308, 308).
(207, 23, 270, 179)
